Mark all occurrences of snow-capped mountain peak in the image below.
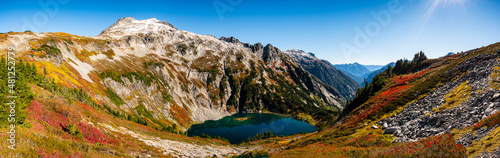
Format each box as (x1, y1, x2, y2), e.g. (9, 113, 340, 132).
(99, 17, 177, 38)
(285, 49, 317, 59)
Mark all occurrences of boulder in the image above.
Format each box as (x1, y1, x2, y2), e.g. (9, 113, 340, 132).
(409, 111, 420, 117)
(493, 93, 500, 99)
(384, 127, 400, 134)
(382, 122, 388, 129)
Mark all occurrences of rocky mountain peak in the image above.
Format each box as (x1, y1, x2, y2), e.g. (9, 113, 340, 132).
(99, 17, 178, 38)
(219, 36, 241, 44)
(285, 49, 317, 60)
(262, 44, 281, 63)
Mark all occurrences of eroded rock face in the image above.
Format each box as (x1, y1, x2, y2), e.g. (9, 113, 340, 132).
(219, 36, 241, 45)
(1, 17, 346, 130)
(285, 49, 359, 100)
(378, 52, 500, 155)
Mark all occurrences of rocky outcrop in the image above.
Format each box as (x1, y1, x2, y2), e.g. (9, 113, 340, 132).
(285, 49, 359, 100)
(219, 36, 241, 45)
(378, 52, 500, 156)
(262, 44, 280, 63)
(219, 37, 281, 64)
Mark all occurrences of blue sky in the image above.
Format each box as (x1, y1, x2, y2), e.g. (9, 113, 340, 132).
(1, 0, 499, 65)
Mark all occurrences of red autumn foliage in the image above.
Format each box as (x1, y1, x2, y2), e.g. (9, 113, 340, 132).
(368, 134, 466, 157)
(27, 101, 69, 131)
(36, 148, 64, 158)
(472, 112, 500, 130)
(169, 103, 192, 128)
(77, 122, 118, 145)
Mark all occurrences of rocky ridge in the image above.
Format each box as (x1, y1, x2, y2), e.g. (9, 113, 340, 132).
(2, 17, 344, 129)
(285, 49, 359, 100)
(378, 52, 500, 157)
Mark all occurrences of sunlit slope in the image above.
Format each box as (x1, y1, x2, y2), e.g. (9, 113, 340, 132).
(252, 43, 500, 157)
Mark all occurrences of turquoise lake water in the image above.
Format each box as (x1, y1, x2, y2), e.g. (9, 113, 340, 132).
(187, 113, 317, 144)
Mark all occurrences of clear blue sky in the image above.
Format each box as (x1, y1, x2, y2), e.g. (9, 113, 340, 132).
(1, 0, 499, 65)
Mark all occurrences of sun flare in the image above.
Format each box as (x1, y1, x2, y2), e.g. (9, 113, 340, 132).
(422, 0, 468, 26)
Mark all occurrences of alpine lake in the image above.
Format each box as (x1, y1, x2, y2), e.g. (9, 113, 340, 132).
(187, 113, 317, 144)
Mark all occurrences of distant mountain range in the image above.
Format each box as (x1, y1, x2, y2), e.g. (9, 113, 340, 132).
(363, 65, 385, 71)
(361, 62, 396, 87)
(333, 62, 372, 77)
(333, 62, 393, 87)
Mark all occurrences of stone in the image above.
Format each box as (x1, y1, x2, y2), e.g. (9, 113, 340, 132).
(403, 129, 411, 135)
(371, 125, 378, 129)
(488, 103, 495, 108)
(383, 122, 388, 129)
(493, 93, 500, 99)
(485, 107, 494, 115)
(491, 110, 498, 116)
(409, 111, 420, 117)
(384, 127, 400, 134)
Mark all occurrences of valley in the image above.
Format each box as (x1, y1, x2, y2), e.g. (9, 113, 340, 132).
(0, 17, 499, 158)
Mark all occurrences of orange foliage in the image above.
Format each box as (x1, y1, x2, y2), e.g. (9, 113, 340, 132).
(272, 134, 465, 158)
(169, 102, 192, 128)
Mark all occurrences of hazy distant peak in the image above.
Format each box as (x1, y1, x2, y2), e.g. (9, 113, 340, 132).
(99, 17, 178, 38)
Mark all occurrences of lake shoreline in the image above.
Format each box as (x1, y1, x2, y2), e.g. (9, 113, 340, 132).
(187, 113, 317, 144)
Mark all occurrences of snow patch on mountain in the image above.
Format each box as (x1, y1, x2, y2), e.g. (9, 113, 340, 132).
(99, 17, 177, 39)
(285, 49, 316, 59)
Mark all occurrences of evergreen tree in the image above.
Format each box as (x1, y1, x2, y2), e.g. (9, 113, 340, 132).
(0, 58, 35, 126)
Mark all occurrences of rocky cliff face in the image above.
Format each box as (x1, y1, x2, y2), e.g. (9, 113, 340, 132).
(220, 38, 346, 107)
(1, 17, 344, 131)
(285, 49, 359, 100)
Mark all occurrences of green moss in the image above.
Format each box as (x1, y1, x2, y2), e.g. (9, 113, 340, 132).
(467, 127, 500, 157)
(433, 81, 471, 112)
(491, 67, 500, 89)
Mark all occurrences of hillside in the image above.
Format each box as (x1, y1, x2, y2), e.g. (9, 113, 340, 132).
(244, 43, 500, 157)
(0, 17, 345, 157)
(285, 49, 359, 100)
